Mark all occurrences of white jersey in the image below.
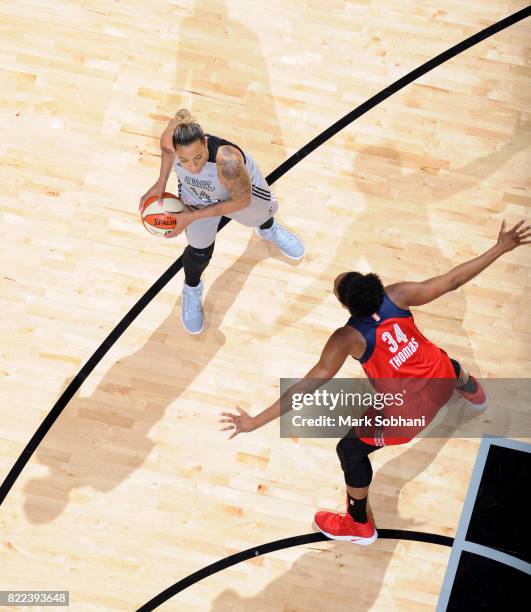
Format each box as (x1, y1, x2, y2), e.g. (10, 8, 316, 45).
(173, 134, 267, 209)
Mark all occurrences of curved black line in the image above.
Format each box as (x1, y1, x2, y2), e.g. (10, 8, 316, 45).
(0, 212, 225, 507)
(1, 5, 528, 507)
(267, 5, 531, 184)
(136, 530, 454, 611)
(0, 0, 527, 518)
(0, 253, 183, 503)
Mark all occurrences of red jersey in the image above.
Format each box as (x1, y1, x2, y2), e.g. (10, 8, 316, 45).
(347, 293, 456, 445)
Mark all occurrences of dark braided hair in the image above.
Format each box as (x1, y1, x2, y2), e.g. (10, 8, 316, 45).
(172, 109, 205, 148)
(337, 272, 384, 317)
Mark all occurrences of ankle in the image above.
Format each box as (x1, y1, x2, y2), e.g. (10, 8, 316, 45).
(185, 280, 202, 289)
(259, 217, 274, 230)
(347, 493, 368, 523)
(457, 375, 478, 393)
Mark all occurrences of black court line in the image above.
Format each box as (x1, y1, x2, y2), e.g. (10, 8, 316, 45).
(0, 8, 528, 609)
(137, 530, 454, 611)
(266, 5, 531, 184)
(0, 5, 528, 509)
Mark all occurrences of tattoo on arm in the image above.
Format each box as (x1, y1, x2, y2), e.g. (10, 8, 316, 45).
(160, 120, 177, 156)
(217, 146, 251, 204)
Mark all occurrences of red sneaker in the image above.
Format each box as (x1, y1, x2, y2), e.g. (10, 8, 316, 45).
(314, 510, 378, 545)
(456, 375, 488, 410)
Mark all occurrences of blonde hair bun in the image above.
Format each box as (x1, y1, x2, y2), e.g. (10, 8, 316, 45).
(174, 109, 194, 125)
(172, 109, 205, 148)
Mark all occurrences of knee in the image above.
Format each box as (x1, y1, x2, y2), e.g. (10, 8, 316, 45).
(336, 437, 373, 488)
(185, 243, 215, 264)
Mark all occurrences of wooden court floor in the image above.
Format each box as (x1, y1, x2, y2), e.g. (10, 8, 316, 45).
(0, 0, 530, 610)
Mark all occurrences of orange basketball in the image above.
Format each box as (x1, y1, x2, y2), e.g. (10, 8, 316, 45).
(141, 192, 186, 236)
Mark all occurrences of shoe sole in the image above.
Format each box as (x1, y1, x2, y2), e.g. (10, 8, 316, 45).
(180, 310, 204, 335)
(254, 228, 305, 260)
(314, 523, 379, 546)
(463, 399, 488, 410)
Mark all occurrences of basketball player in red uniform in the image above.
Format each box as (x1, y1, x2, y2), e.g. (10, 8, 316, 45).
(220, 220, 529, 545)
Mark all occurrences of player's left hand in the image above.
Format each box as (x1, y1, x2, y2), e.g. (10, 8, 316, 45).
(163, 212, 194, 238)
(219, 406, 257, 439)
(496, 219, 531, 252)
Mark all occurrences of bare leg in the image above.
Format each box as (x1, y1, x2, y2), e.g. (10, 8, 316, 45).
(346, 485, 369, 499)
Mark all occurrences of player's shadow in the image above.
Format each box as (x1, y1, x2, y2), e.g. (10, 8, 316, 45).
(152, 0, 286, 170)
(209, 406, 485, 612)
(349, 118, 528, 372)
(273, 118, 528, 375)
(149, 0, 292, 271)
(218, 124, 528, 610)
(23, 237, 266, 523)
(351, 116, 528, 205)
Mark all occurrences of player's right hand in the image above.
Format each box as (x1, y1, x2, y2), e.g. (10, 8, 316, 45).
(219, 406, 257, 439)
(139, 182, 165, 212)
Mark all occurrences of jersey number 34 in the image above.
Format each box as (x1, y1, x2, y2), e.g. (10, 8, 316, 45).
(381, 324, 408, 353)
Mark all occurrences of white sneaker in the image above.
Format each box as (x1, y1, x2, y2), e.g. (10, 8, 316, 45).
(181, 281, 204, 334)
(255, 220, 305, 260)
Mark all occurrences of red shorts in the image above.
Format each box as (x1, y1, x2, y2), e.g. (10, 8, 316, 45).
(357, 354, 457, 446)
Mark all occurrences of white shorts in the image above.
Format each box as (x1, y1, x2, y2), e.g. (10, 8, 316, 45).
(185, 181, 279, 249)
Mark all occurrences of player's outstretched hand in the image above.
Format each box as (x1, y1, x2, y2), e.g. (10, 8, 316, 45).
(139, 182, 165, 211)
(497, 219, 531, 252)
(219, 406, 257, 439)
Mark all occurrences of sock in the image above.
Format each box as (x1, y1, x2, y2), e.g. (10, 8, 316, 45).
(460, 376, 478, 393)
(451, 359, 478, 393)
(183, 245, 212, 287)
(259, 217, 274, 230)
(347, 494, 367, 523)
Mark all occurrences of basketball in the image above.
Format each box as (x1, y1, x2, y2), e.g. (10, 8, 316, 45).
(141, 192, 186, 236)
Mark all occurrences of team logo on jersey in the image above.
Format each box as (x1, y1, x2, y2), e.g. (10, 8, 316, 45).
(182, 176, 217, 202)
(184, 176, 215, 191)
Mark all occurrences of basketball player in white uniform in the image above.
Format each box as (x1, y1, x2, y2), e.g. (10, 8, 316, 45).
(140, 109, 304, 334)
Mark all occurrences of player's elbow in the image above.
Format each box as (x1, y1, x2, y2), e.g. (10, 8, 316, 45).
(313, 363, 336, 380)
(160, 145, 175, 157)
(447, 277, 464, 292)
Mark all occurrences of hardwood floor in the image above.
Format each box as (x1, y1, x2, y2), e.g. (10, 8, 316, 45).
(0, 1, 529, 609)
